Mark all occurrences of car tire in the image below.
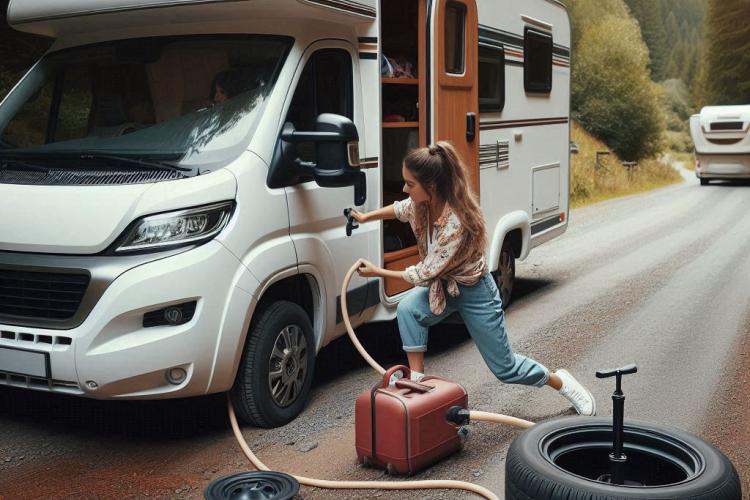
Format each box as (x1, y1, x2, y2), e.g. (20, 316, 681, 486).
(230, 301, 316, 428)
(505, 416, 741, 500)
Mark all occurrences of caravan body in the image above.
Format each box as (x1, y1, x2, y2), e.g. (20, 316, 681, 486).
(690, 105, 750, 184)
(0, 0, 570, 426)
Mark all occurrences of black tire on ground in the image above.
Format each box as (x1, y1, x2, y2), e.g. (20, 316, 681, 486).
(230, 301, 316, 428)
(505, 416, 741, 500)
(205, 471, 300, 500)
(700, 178, 710, 185)
(494, 239, 516, 309)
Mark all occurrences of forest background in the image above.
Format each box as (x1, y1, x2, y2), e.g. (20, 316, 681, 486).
(0, 0, 748, 204)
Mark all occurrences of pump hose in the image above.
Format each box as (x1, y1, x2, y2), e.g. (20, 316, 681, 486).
(228, 396, 499, 499)
(225, 259, 541, 499)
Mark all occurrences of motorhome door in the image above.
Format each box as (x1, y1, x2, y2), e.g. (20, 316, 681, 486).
(432, 0, 480, 194)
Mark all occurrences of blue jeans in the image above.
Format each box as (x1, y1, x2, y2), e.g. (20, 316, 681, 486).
(396, 273, 550, 387)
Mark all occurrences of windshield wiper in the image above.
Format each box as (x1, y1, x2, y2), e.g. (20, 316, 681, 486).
(0, 157, 51, 173)
(77, 153, 192, 173)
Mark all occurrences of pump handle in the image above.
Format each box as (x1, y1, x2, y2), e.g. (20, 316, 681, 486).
(394, 379, 434, 393)
(382, 364, 410, 387)
(596, 364, 637, 379)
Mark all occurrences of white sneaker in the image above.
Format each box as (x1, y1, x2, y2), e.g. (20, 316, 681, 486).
(556, 369, 597, 416)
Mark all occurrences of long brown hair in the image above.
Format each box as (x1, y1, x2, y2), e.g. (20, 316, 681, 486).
(403, 141, 487, 250)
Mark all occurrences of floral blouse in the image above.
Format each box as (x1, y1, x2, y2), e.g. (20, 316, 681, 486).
(393, 197, 486, 315)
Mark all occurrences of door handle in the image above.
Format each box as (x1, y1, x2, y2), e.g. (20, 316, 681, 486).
(466, 112, 476, 142)
(343, 208, 360, 237)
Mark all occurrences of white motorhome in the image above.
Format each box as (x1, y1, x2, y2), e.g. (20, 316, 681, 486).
(0, 0, 570, 427)
(690, 105, 750, 185)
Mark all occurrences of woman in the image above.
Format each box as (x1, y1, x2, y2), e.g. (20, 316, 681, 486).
(352, 142, 595, 416)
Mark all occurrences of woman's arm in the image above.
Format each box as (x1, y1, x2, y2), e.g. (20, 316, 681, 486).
(350, 204, 397, 223)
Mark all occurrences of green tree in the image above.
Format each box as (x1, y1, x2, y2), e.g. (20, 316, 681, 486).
(625, 0, 668, 80)
(566, 0, 631, 51)
(572, 15, 665, 160)
(700, 0, 750, 105)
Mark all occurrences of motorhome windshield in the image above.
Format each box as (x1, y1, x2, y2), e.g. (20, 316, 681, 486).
(0, 35, 292, 174)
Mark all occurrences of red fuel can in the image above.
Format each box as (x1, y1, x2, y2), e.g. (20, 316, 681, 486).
(355, 365, 468, 475)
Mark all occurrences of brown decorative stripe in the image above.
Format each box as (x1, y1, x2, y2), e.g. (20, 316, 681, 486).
(478, 25, 571, 59)
(480, 117, 569, 130)
(302, 0, 375, 17)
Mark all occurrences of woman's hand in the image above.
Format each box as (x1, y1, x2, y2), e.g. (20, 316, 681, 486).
(350, 209, 369, 224)
(357, 259, 382, 278)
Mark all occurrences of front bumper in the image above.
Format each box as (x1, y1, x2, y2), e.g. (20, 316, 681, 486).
(0, 241, 256, 399)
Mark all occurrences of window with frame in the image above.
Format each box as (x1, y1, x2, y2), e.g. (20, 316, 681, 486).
(524, 27, 552, 93)
(479, 45, 505, 112)
(444, 2, 467, 75)
(285, 48, 353, 164)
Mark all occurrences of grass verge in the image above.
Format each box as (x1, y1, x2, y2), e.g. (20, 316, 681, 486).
(570, 121, 683, 208)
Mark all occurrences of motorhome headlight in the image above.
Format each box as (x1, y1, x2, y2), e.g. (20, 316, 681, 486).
(115, 201, 234, 253)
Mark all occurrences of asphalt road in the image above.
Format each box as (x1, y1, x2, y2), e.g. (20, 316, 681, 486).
(1, 168, 749, 499)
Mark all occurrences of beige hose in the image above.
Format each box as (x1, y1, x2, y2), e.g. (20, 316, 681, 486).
(469, 411, 534, 429)
(225, 259, 538, 499)
(228, 396, 499, 500)
(340, 258, 386, 375)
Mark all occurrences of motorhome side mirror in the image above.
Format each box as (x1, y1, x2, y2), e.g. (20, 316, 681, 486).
(280, 113, 366, 204)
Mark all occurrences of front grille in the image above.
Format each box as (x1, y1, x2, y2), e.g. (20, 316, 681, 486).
(0, 269, 89, 321)
(0, 371, 82, 394)
(710, 121, 743, 131)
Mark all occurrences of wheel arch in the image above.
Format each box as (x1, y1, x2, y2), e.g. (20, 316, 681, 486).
(209, 267, 326, 394)
(488, 211, 531, 270)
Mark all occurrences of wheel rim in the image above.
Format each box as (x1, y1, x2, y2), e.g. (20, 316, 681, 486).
(541, 423, 703, 487)
(205, 471, 300, 500)
(268, 324, 308, 408)
(496, 248, 515, 305)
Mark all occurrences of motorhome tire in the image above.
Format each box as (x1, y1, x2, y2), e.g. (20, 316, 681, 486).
(494, 240, 515, 308)
(505, 416, 741, 500)
(231, 301, 315, 428)
(700, 178, 709, 185)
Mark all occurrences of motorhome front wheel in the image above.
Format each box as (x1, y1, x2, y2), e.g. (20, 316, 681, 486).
(230, 301, 316, 428)
(505, 416, 741, 500)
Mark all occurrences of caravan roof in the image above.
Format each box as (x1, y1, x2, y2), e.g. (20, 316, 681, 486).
(698, 105, 750, 132)
(7, 0, 376, 37)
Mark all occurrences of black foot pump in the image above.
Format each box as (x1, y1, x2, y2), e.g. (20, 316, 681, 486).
(595, 363, 637, 485)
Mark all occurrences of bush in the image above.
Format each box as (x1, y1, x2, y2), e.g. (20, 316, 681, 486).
(665, 130, 692, 153)
(570, 120, 681, 207)
(572, 16, 665, 161)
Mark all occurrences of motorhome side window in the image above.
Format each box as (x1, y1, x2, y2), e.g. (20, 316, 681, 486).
(285, 49, 353, 165)
(444, 2, 467, 74)
(479, 45, 505, 112)
(0, 36, 291, 171)
(524, 27, 552, 93)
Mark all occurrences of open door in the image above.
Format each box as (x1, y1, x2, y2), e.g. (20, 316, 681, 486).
(433, 0, 479, 194)
(380, 0, 427, 296)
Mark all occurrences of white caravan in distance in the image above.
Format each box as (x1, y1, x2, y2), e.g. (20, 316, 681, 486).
(690, 104, 750, 185)
(0, 0, 571, 427)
